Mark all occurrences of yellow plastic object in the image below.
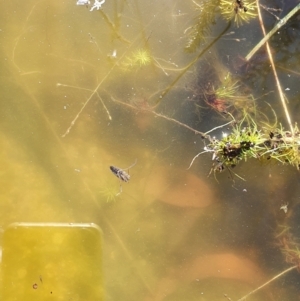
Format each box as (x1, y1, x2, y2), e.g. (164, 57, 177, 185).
(1, 223, 103, 301)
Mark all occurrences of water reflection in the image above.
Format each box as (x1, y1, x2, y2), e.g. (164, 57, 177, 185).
(0, 0, 300, 300)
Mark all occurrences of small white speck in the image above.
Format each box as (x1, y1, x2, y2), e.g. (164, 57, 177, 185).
(76, 0, 90, 5)
(280, 202, 288, 214)
(74, 169, 81, 172)
(285, 88, 290, 91)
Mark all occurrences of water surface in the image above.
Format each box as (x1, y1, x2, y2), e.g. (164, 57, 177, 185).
(0, 0, 300, 300)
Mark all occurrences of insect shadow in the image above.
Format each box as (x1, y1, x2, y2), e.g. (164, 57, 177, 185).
(110, 159, 137, 195)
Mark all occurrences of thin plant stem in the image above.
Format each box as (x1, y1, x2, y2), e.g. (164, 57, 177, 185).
(110, 96, 235, 143)
(98, 9, 130, 44)
(110, 96, 210, 138)
(155, 22, 231, 105)
(61, 0, 162, 137)
(204, 119, 235, 135)
(255, 0, 293, 134)
(237, 265, 297, 301)
(60, 78, 113, 138)
(187, 150, 211, 170)
(246, 3, 300, 61)
(57, 83, 112, 120)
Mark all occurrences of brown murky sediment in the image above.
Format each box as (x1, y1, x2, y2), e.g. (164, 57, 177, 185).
(147, 253, 266, 301)
(144, 165, 215, 208)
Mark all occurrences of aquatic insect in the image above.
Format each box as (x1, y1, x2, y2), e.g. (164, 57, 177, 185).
(110, 166, 131, 182)
(109, 159, 137, 195)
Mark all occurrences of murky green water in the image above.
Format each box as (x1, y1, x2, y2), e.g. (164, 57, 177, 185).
(0, 0, 300, 300)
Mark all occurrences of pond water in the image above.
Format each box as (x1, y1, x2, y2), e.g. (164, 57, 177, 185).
(0, 0, 300, 300)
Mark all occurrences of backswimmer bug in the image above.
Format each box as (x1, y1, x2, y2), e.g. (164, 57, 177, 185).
(110, 159, 137, 195)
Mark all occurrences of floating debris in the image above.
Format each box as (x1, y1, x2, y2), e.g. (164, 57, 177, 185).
(280, 202, 288, 214)
(76, 0, 105, 11)
(76, 0, 90, 7)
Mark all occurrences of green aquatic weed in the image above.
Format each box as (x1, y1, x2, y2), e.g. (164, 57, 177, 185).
(122, 49, 152, 70)
(132, 49, 152, 66)
(208, 114, 266, 169)
(214, 73, 242, 101)
(206, 117, 300, 175)
(185, 0, 219, 52)
(212, 73, 255, 113)
(262, 123, 300, 169)
(99, 181, 119, 202)
(220, 0, 258, 27)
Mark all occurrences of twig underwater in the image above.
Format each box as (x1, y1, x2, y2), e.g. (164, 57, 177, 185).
(236, 265, 298, 301)
(254, 0, 293, 134)
(246, 3, 300, 61)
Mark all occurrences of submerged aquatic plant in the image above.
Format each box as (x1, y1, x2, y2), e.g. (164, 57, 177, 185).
(185, 0, 258, 52)
(131, 49, 152, 66)
(185, 0, 219, 52)
(99, 181, 119, 202)
(189, 113, 300, 177)
(205, 115, 265, 171)
(207, 73, 255, 114)
(214, 73, 242, 101)
(188, 69, 255, 116)
(122, 49, 152, 70)
(220, 0, 258, 27)
(237, 225, 300, 301)
(278, 227, 300, 270)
